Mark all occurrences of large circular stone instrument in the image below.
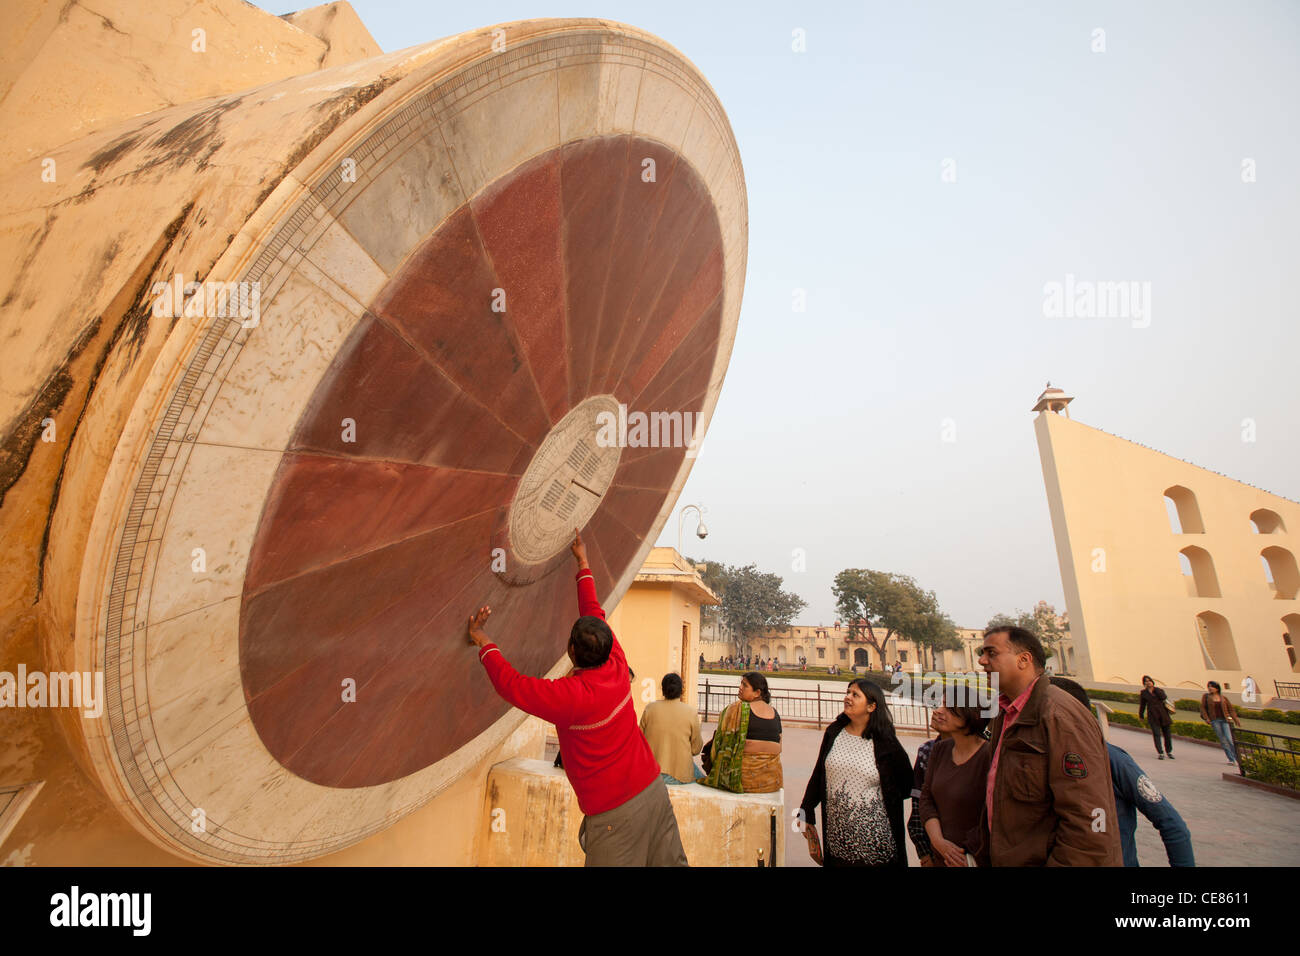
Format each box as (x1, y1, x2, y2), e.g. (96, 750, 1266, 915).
(66, 20, 746, 864)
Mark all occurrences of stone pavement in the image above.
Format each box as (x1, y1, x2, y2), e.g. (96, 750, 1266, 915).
(700, 720, 1300, 867)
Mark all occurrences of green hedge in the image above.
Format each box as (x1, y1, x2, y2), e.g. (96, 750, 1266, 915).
(1106, 710, 1285, 749)
(1109, 709, 1200, 737)
(1238, 752, 1300, 790)
(1087, 689, 1139, 703)
(1087, 688, 1300, 726)
(1169, 697, 1300, 726)
(1108, 710, 1218, 743)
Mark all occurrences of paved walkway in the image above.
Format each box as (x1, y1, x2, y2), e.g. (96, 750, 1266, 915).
(701, 720, 1300, 867)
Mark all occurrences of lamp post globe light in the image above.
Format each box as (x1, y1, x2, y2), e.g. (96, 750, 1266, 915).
(677, 503, 707, 555)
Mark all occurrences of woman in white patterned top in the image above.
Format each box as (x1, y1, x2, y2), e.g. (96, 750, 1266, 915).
(799, 679, 914, 867)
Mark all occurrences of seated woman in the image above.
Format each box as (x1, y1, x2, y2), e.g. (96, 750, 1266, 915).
(699, 672, 782, 793)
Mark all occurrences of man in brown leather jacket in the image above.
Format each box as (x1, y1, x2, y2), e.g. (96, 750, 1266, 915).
(974, 626, 1121, 866)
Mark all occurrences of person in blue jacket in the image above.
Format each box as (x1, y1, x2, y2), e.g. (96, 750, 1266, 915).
(1051, 678, 1195, 867)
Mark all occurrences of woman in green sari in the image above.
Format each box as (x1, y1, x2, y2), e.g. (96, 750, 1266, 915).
(699, 672, 783, 793)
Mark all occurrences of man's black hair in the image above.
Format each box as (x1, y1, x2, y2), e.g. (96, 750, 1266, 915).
(1050, 676, 1094, 715)
(569, 615, 613, 668)
(984, 624, 1047, 670)
(661, 672, 684, 700)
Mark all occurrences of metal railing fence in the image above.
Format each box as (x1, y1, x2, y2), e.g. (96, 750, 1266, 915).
(698, 678, 932, 733)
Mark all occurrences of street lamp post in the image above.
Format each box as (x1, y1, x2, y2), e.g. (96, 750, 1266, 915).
(677, 503, 708, 555)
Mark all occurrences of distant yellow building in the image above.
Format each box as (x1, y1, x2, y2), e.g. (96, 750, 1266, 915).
(1034, 386, 1300, 698)
(705, 621, 1075, 675)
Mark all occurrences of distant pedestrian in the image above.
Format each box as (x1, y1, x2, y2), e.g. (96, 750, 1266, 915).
(1200, 681, 1241, 765)
(1137, 675, 1174, 760)
(800, 679, 913, 867)
(1052, 678, 1195, 868)
(699, 652, 705, 672)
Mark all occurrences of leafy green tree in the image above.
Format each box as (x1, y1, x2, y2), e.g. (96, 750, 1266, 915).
(909, 607, 963, 670)
(690, 559, 731, 631)
(691, 560, 806, 658)
(832, 569, 956, 670)
(986, 602, 1069, 673)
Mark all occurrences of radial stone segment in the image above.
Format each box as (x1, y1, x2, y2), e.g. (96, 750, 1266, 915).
(73, 21, 746, 864)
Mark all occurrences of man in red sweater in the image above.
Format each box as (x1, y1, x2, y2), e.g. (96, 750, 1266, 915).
(467, 530, 689, 867)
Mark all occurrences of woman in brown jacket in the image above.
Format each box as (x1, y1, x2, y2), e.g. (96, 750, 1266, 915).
(1200, 681, 1241, 764)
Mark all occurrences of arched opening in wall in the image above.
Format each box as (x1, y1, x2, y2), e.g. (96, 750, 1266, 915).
(1261, 547, 1300, 600)
(793, 645, 804, 663)
(776, 644, 788, 664)
(758, 644, 770, 661)
(1250, 509, 1286, 534)
(853, 648, 868, 668)
(1178, 546, 1222, 598)
(1164, 486, 1205, 534)
(1193, 611, 1241, 670)
(1281, 615, 1300, 673)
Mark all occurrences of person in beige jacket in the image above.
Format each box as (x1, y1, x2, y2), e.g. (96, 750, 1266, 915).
(640, 673, 704, 784)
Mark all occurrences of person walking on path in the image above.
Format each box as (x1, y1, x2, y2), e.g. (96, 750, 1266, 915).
(918, 705, 991, 867)
(1137, 675, 1175, 760)
(974, 626, 1121, 866)
(1200, 681, 1242, 765)
(800, 679, 914, 867)
(1051, 678, 1195, 867)
(467, 529, 688, 866)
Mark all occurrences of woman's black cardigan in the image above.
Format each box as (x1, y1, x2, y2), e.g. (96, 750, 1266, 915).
(1138, 687, 1171, 725)
(799, 715, 915, 867)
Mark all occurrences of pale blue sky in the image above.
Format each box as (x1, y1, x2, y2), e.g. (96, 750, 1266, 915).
(263, 0, 1300, 627)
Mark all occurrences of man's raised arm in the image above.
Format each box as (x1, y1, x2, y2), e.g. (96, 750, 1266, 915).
(570, 529, 628, 672)
(467, 606, 576, 726)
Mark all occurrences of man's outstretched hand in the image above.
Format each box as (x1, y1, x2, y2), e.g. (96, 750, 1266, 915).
(467, 605, 492, 648)
(571, 528, 590, 570)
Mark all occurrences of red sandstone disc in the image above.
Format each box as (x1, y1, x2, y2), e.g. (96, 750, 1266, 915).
(72, 20, 746, 864)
